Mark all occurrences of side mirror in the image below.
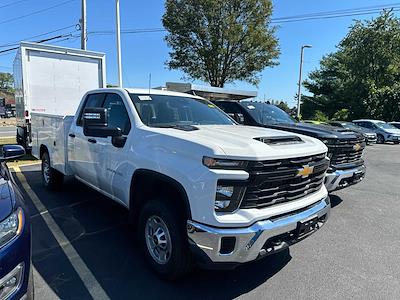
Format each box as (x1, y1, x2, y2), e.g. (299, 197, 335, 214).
(83, 108, 121, 138)
(1, 145, 25, 161)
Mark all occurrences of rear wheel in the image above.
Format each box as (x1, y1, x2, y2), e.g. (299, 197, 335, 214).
(41, 151, 64, 190)
(377, 134, 385, 144)
(138, 198, 193, 280)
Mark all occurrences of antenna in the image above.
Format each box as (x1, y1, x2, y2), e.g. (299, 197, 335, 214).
(148, 73, 152, 94)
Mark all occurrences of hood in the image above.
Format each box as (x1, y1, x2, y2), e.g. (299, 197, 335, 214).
(0, 178, 13, 222)
(354, 127, 375, 134)
(384, 128, 400, 135)
(265, 122, 363, 140)
(146, 125, 328, 161)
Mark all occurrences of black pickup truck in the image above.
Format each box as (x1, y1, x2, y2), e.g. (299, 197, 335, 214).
(214, 100, 366, 192)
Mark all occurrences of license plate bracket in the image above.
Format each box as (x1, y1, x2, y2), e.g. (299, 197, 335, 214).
(296, 216, 319, 238)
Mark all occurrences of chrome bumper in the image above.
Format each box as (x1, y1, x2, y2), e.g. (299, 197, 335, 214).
(324, 165, 366, 192)
(187, 197, 330, 265)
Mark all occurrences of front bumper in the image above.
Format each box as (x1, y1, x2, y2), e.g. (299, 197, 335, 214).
(387, 135, 400, 142)
(187, 197, 330, 267)
(324, 164, 366, 192)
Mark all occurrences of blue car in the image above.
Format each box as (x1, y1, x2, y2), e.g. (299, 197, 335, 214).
(0, 145, 33, 300)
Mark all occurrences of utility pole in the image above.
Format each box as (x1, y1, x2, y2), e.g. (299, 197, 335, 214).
(116, 0, 123, 87)
(80, 0, 87, 50)
(297, 45, 312, 119)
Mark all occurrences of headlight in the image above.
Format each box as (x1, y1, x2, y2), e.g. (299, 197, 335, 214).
(215, 182, 246, 212)
(322, 139, 336, 146)
(0, 208, 24, 248)
(203, 157, 248, 170)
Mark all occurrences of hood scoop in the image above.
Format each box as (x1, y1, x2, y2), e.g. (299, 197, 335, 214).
(255, 135, 304, 145)
(172, 124, 199, 131)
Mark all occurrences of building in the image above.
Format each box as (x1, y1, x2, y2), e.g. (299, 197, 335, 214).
(161, 82, 257, 101)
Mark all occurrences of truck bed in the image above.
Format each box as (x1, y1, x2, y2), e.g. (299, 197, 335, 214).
(31, 113, 74, 175)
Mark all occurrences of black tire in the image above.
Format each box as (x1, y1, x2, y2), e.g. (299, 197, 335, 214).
(377, 134, 385, 144)
(138, 198, 193, 280)
(394, 141, 400, 144)
(41, 151, 64, 190)
(26, 263, 34, 300)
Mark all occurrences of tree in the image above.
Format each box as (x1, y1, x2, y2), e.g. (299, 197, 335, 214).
(332, 108, 350, 121)
(312, 110, 329, 122)
(304, 11, 400, 121)
(162, 0, 280, 87)
(0, 73, 13, 92)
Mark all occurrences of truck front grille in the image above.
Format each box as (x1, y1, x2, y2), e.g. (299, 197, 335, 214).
(329, 138, 365, 166)
(240, 153, 329, 209)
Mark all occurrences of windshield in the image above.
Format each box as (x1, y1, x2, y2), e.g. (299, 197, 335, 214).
(129, 93, 234, 127)
(240, 102, 296, 125)
(376, 122, 397, 130)
(343, 123, 361, 130)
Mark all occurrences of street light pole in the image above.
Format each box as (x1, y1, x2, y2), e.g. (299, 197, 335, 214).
(116, 0, 123, 87)
(297, 45, 312, 119)
(80, 0, 87, 50)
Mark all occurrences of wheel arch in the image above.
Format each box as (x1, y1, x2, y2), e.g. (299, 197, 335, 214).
(129, 169, 192, 225)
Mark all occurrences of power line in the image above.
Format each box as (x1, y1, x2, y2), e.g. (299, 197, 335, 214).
(0, 24, 79, 48)
(0, 0, 27, 10)
(88, 3, 400, 37)
(0, 0, 78, 26)
(0, 34, 74, 55)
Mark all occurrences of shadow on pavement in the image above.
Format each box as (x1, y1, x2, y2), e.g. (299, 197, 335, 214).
(329, 194, 343, 209)
(16, 169, 292, 300)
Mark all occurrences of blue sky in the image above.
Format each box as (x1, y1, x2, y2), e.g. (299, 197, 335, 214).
(0, 0, 397, 106)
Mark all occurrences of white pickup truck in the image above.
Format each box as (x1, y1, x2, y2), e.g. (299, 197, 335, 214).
(31, 87, 331, 279)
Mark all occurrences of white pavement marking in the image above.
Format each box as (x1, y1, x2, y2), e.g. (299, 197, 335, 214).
(13, 166, 110, 300)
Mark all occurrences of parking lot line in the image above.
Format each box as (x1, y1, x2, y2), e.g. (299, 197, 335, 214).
(13, 166, 110, 300)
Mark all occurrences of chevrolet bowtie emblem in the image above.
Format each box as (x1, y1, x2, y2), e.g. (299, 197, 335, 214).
(353, 143, 361, 151)
(297, 165, 314, 177)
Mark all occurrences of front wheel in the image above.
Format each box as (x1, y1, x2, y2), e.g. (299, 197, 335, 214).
(41, 151, 64, 190)
(139, 198, 193, 280)
(377, 134, 385, 144)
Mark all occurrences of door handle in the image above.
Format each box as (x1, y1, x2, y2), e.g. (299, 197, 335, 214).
(69, 133, 75, 138)
(88, 138, 97, 144)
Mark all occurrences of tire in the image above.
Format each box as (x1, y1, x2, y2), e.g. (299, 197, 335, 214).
(41, 151, 64, 190)
(395, 141, 400, 144)
(138, 198, 193, 280)
(377, 134, 385, 144)
(26, 263, 34, 300)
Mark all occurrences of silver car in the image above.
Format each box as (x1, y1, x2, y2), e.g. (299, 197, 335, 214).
(353, 119, 400, 144)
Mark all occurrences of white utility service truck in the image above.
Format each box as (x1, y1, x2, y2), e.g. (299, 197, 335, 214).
(24, 43, 331, 280)
(14, 42, 106, 149)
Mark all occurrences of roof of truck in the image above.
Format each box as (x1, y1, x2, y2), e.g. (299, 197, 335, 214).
(89, 88, 205, 100)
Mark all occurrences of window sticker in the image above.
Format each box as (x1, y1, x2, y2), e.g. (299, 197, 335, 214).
(138, 95, 152, 101)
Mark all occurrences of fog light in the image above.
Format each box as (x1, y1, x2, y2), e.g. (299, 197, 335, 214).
(215, 200, 231, 210)
(0, 263, 24, 300)
(216, 185, 234, 198)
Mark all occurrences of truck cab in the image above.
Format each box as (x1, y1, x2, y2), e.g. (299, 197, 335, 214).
(32, 88, 331, 279)
(213, 100, 366, 192)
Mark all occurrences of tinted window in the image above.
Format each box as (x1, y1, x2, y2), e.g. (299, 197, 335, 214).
(129, 94, 234, 127)
(240, 102, 295, 125)
(77, 93, 106, 126)
(103, 94, 131, 135)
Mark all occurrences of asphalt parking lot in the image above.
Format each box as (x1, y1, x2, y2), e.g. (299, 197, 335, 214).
(12, 144, 400, 300)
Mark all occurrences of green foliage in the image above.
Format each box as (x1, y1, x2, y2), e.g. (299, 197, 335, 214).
(303, 11, 400, 121)
(312, 110, 329, 122)
(162, 0, 280, 87)
(276, 101, 289, 113)
(0, 73, 13, 92)
(332, 108, 350, 121)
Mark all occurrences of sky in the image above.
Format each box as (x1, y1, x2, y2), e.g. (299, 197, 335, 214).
(0, 0, 398, 107)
